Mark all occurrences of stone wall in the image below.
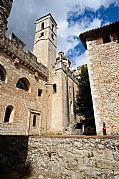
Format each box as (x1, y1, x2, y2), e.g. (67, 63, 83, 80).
(1, 135, 119, 178)
(51, 60, 78, 134)
(86, 40, 119, 135)
(27, 136, 119, 179)
(0, 38, 48, 135)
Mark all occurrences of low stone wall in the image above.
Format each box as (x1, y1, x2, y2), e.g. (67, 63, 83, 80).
(1, 135, 119, 179)
(27, 136, 119, 179)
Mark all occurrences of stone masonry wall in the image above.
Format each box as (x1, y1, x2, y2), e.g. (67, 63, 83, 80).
(0, 41, 48, 135)
(27, 136, 119, 179)
(51, 61, 78, 134)
(1, 136, 119, 178)
(86, 40, 119, 135)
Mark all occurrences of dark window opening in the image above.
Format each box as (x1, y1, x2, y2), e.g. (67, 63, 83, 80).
(4, 105, 13, 122)
(0, 2, 3, 6)
(103, 122, 107, 135)
(53, 84, 57, 93)
(74, 123, 83, 129)
(33, 115, 36, 127)
(38, 89, 42, 97)
(51, 34, 54, 40)
(52, 24, 54, 31)
(41, 22, 44, 30)
(41, 32, 44, 37)
(116, 32, 119, 40)
(16, 77, 30, 91)
(103, 36, 111, 44)
(0, 65, 6, 81)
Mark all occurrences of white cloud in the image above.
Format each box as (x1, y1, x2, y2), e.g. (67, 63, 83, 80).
(57, 17, 102, 53)
(8, 0, 118, 68)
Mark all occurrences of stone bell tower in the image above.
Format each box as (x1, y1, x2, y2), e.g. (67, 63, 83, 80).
(33, 14, 57, 69)
(0, 0, 13, 37)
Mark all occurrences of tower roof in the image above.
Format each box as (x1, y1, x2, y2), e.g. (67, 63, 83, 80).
(36, 13, 57, 26)
(80, 21, 119, 49)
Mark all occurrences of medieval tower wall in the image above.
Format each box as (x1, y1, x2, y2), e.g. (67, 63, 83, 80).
(33, 14, 57, 69)
(80, 22, 119, 135)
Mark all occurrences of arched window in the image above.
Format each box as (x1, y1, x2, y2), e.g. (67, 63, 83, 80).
(0, 64, 6, 81)
(33, 115, 36, 127)
(16, 77, 30, 91)
(53, 84, 57, 93)
(4, 105, 14, 122)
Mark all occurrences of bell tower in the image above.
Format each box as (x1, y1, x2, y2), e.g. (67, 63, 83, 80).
(33, 14, 57, 69)
(0, 0, 13, 37)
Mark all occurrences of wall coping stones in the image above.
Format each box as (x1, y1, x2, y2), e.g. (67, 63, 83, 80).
(1, 135, 119, 139)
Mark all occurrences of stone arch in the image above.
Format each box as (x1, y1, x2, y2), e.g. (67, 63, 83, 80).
(16, 77, 30, 91)
(0, 64, 6, 81)
(4, 105, 14, 122)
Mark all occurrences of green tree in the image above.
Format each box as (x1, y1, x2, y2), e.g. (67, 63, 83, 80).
(75, 65, 96, 128)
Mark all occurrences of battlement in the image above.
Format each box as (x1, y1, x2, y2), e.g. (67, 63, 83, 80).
(0, 35, 48, 81)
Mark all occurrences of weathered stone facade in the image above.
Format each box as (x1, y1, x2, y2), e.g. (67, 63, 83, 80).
(0, 0, 79, 135)
(80, 22, 119, 135)
(1, 135, 119, 179)
(27, 136, 119, 179)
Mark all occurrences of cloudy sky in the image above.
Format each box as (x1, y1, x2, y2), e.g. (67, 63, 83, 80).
(8, 0, 119, 69)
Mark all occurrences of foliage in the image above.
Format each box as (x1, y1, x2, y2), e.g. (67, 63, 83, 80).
(75, 65, 95, 127)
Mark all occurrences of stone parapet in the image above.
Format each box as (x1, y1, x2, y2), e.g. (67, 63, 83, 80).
(0, 37, 48, 81)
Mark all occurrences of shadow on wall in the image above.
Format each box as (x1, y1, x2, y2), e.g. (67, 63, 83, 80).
(0, 136, 32, 179)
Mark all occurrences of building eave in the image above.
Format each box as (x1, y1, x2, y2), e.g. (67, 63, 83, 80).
(79, 21, 119, 49)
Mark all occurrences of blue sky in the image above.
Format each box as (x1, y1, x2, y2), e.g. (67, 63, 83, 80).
(8, 0, 119, 69)
(66, 2, 119, 68)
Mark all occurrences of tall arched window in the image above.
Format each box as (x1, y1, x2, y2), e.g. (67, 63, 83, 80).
(16, 77, 30, 91)
(53, 84, 57, 93)
(0, 64, 6, 81)
(4, 105, 14, 122)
